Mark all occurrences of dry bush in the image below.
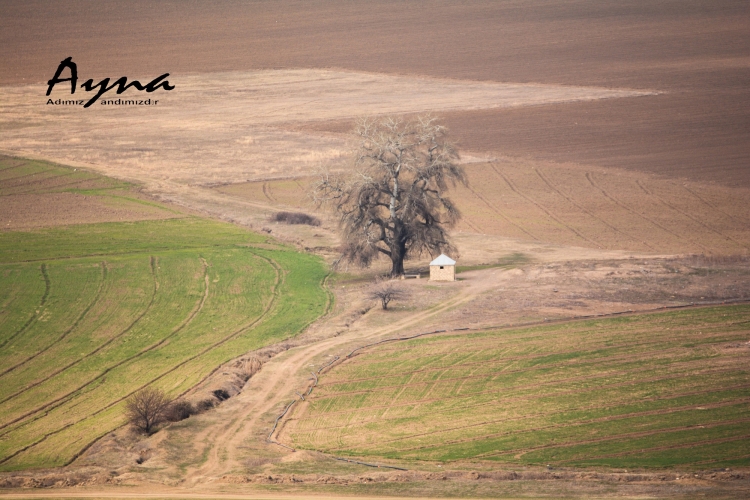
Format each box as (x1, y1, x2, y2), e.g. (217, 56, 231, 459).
(197, 399, 215, 411)
(368, 281, 409, 310)
(271, 211, 321, 226)
(125, 387, 172, 434)
(166, 400, 195, 422)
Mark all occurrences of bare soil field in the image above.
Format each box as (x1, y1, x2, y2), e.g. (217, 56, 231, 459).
(0, 156, 181, 230)
(2, 0, 749, 186)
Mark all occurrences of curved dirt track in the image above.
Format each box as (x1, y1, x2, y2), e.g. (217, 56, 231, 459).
(182, 282, 484, 482)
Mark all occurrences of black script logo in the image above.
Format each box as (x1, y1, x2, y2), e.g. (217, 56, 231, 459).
(46, 57, 174, 108)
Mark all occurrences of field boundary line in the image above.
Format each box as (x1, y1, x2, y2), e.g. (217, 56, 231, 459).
(0, 261, 108, 378)
(489, 163, 600, 247)
(635, 179, 749, 252)
(0, 264, 50, 350)
(584, 172, 709, 252)
(534, 168, 653, 250)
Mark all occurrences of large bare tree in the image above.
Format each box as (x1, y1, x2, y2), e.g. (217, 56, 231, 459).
(315, 115, 466, 277)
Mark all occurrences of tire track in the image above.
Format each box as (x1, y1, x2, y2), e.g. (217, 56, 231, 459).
(316, 398, 750, 455)
(0, 170, 67, 189)
(366, 397, 750, 455)
(585, 172, 709, 253)
(303, 365, 746, 419)
(318, 342, 725, 393)
(0, 257, 159, 428)
(635, 179, 749, 252)
(465, 183, 538, 240)
(0, 264, 50, 350)
(489, 163, 600, 247)
(0, 177, 91, 197)
(295, 383, 750, 438)
(262, 182, 276, 203)
(534, 168, 654, 251)
(0, 262, 108, 378)
(0, 252, 278, 467)
(679, 183, 750, 230)
(0, 160, 28, 174)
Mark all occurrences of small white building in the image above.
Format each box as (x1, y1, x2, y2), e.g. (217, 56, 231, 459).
(429, 254, 456, 281)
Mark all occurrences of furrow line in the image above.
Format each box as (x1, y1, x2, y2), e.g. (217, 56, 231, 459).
(636, 180, 749, 252)
(585, 172, 709, 253)
(56, 252, 283, 467)
(679, 183, 750, 230)
(534, 168, 654, 250)
(296, 386, 750, 437)
(362, 397, 750, 454)
(0, 262, 108, 378)
(556, 433, 750, 464)
(0, 257, 159, 429)
(478, 418, 750, 461)
(465, 183, 538, 240)
(0, 264, 50, 350)
(490, 163, 600, 247)
(305, 365, 746, 418)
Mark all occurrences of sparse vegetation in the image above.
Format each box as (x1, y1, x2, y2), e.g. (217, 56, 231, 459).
(367, 281, 408, 310)
(289, 305, 750, 468)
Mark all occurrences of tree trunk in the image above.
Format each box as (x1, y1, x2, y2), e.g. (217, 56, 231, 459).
(389, 225, 407, 277)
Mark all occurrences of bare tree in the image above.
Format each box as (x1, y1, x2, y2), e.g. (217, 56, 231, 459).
(125, 387, 172, 434)
(368, 281, 408, 310)
(314, 115, 466, 277)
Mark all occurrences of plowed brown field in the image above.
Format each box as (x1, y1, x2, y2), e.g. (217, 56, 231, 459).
(3, 0, 748, 186)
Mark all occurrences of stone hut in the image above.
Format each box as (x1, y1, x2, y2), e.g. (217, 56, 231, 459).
(429, 254, 456, 281)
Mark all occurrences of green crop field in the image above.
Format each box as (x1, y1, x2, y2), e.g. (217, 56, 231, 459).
(288, 306, 750, 469)
(0, 159, 330, 471)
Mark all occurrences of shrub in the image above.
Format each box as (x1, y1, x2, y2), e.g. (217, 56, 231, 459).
(166, 400, 195, 422)
(367, 281, 409, 310)
(125, 387, 172, 434)
(197, 399, 215, 411)
(270, 211, 321, 226)
(213, 389, 230, 401)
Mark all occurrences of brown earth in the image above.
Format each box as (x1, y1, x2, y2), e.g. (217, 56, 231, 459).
(2, 0, 749, 187)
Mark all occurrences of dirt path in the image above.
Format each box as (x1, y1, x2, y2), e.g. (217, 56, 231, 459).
(182, 280, 484, 483)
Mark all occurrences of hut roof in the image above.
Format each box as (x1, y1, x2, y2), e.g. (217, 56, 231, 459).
(429, 254, 456, 266)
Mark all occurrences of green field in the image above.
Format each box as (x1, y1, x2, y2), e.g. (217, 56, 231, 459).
(0, 160, 330, 471)
(289, 306, 750, 468)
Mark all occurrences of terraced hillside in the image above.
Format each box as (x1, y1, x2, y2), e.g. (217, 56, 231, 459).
(0, 159, 330, 471)
(286, 305, 750, 468)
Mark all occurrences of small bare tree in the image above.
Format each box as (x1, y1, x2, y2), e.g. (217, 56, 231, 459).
(314, 115, 466, 277)
(125, 387, 172, 434)
(368, 281, 408, 310)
